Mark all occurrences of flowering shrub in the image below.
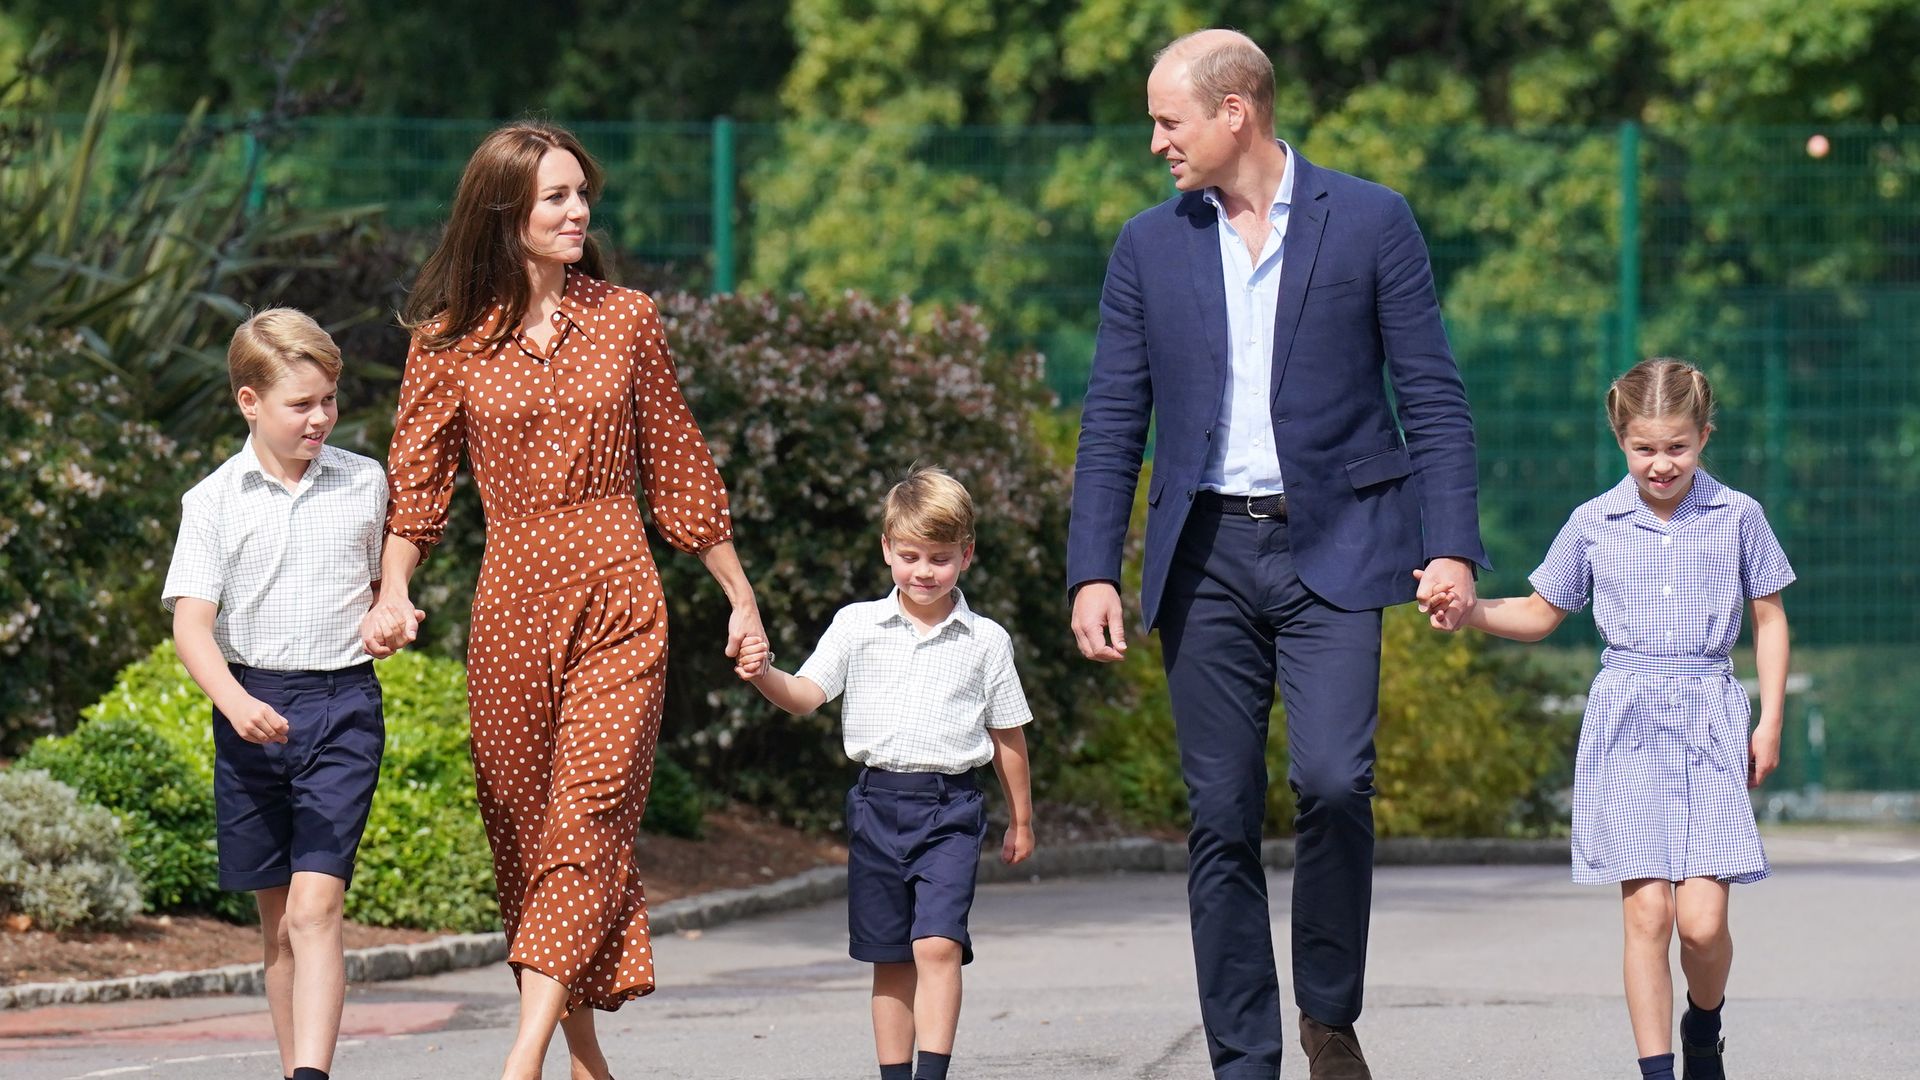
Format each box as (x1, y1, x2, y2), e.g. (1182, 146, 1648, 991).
(0, 768, 143, 932)
(0, 327, 201, 748)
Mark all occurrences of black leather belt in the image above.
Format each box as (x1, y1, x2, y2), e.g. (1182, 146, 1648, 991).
(1193, 490, 1287, 519)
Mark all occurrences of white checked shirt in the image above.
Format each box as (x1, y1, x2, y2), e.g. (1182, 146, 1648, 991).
(162, 438, 387, 671)
(797, 588, 1033, 774)
(1200, 139, 1295, 496)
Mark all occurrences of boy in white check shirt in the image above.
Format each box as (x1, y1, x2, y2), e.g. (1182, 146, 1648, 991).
(163, 309, 405, 1080)
(736, 465, 1033, 1080)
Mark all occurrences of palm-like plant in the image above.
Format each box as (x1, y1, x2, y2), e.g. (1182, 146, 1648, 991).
(1, 31, 373, 440)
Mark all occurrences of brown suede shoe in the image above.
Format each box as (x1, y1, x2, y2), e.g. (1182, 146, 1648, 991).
(1299, 1013, 1373, 1080)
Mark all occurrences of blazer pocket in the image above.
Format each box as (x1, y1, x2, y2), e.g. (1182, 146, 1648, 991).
(1308, 275, 1362, 301)
(1147, 472, 1166, 507)
(1345, 446, 1412, 490)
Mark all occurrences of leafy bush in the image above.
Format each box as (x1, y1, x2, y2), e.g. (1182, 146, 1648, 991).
(25, 643, 498, 929)
(1, 36, 375, 446)
(0, 327, 200, 749)
(28, 630, 716, 931)
(15, 707, 250, 921)
(0, 768, 143, 931)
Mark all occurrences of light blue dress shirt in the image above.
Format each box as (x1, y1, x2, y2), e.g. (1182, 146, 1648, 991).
(1199, 140, 1294, 496)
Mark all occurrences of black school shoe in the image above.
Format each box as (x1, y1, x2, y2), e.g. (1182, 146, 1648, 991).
(1680, 1033, 1727, 1080)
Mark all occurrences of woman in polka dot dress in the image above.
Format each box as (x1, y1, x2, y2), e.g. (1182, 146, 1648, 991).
(362, 122, 763, 1080)
(1419, 359, 1795, 1080)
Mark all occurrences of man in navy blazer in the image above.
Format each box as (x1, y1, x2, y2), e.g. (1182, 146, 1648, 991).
(1068, 29, 1487, 1080)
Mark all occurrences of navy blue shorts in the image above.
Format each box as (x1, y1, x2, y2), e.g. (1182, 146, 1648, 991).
(211, 662, 384, 892)
(845, 767, 987, 966)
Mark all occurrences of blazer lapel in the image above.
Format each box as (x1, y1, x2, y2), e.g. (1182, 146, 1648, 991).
(1270, 156, 1328, 405)
(1180, 194, 1230, 393)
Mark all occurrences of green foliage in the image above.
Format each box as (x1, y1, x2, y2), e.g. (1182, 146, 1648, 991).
(9, 1, 793, 121)
(0, 768, 144, 931)
(17, 711, 251, 920)
(25, 643, 504, 930)
(0, 327, 199, 747)
(0, 34, 376, 446)
(643, 758, 708, 841)
(28, 640, 716, 927)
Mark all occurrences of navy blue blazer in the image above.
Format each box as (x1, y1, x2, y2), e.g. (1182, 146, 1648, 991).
(1067, 151, 1487, 629)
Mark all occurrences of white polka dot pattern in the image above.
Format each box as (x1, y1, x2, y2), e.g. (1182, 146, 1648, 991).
(384, 271, 733, 1013)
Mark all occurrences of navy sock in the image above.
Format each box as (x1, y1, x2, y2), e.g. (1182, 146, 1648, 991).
(915, 1050, 952, 1080)
(880, 1063, 913, 1080)
(291, 1069, 329, 1080)
(1682, 992, 1724, 1045)
(1637, 1053, 1675, 1079)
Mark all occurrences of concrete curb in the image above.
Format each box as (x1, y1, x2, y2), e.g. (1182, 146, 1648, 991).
(0, 837, 1566, 1011)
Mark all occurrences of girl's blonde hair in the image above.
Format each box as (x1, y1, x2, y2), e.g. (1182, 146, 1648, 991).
(1606, 357, 1716, 439)
(883, 465, 975, 545)
(228, 308, 341, 395)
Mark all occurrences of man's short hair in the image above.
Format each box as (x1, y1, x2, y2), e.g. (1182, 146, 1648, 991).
(228, 308, 342, 395)
(882, 465, 975, 545)
(1155, 29, 1275, 125)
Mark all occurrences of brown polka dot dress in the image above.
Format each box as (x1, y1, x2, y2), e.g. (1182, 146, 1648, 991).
(386, 270, 730, 1013)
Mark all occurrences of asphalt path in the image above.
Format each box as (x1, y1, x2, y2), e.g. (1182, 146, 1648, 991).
(4, 827, 1915, 1079)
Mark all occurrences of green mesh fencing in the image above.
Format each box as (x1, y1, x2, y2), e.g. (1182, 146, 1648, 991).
(61, 115, 1920, 791)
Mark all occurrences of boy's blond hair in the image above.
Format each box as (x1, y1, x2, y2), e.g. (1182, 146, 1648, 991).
(228, 308, 342, 395)
(883, 465, 975, 545)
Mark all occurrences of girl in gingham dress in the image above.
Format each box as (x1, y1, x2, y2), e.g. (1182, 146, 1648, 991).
(1419, 359, 1794, 1080)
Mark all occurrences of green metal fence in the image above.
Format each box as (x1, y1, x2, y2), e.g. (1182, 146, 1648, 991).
(68, 115, 1920, 791)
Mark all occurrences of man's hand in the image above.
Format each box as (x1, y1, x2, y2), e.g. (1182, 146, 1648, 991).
(221, 693, 290, 744)
(1414, 557, 1477, 632)
(1070, 581, 1128, 662)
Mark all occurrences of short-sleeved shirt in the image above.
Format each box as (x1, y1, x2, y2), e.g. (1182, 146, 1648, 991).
(1529, 471, 1795, 658)
(796, 588, 1033, 774)
(163, 438, 387, 671)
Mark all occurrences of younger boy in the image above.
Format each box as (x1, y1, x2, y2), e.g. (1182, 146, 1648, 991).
(736, 465, 1034, 1080)
(164, 309, 401, 1080)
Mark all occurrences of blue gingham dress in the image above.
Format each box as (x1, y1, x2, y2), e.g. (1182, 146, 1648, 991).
(1531, 471, 1796, 885)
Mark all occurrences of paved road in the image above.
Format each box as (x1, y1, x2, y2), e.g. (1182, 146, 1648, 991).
(4, 828, 1916, 1079)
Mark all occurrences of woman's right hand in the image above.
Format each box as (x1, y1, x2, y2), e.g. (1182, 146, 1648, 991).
(361, 592, 426, 658)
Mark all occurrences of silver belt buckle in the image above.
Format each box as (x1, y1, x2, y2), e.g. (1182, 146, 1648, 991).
(1245, 495, 1272, 520)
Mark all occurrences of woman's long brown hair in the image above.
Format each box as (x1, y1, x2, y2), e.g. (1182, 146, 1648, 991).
(401, 121, 608, 351)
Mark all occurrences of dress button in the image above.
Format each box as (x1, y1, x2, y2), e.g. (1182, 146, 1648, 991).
(1663, 586, 1673, 596)
(1662, 536, 1672, 546)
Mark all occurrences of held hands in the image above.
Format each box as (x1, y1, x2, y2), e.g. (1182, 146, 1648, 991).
(1001, 822, 1035, 865)
(360, 594, 425, 658)
(1748, 722, 1782, 789)
(735, 634, 773, 681)
(221, 693, 289, 745)
(726, 602, 768, 680)
(1412, 558, 1477, 632)
(1070, 581, 1128, 662)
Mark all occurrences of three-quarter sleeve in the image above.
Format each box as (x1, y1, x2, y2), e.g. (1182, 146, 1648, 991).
(385, 335, 465, 558)
(631, 298, 733, 553)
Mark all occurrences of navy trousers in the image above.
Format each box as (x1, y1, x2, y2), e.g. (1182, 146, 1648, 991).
(1158, 509, 1383, 1079)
